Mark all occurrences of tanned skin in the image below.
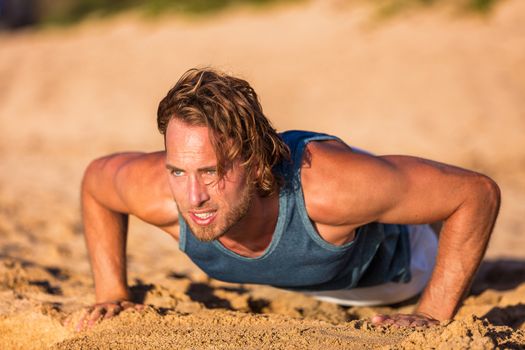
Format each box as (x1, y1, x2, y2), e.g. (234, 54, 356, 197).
(76, 119, 500, 330)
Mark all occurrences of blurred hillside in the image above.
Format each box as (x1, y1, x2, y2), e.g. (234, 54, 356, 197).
(1, 0, 302, 28)
(0, 0, 504, 29)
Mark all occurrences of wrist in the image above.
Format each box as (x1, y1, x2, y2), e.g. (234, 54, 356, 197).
(95, 286, 131, 304)
(415, 303, 453, 322)
(413, 310, 438, 320)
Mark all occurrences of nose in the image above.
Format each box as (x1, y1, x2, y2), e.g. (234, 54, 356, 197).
(188, 175, 210, 207)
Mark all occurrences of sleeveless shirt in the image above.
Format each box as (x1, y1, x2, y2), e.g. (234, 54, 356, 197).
(178, 130, 411, 291)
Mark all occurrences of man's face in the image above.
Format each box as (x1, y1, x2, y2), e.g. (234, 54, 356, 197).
(165, 119, 254, 242)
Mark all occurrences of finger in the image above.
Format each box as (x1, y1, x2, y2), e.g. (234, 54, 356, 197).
(426, 319, 440, 326)
(371, 314, 388, 324)
(133, 303, 145, 311)
(63, 313, 73, 327)
(410, 315, 439, 327)
(87, 306, 105, 328)
(120, 301, 136, 309)
(75, 307, 93, 332)
(64, 314, 74, 328)
(120, 301, 145, 311)
(410, 318, 428, 327)
(373, 317, 395, 326)
(103, 304, 123, 320)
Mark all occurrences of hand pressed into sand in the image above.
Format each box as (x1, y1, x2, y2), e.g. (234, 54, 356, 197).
(371, 312, 439, 327)
(72, 300, 144, 331)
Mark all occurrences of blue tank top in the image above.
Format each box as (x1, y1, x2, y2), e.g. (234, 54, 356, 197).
(178, 130, 411, 291)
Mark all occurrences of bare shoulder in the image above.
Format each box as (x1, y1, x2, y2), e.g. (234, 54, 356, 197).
(300, 139, 400, 229)
(84, 151, 178, 228)
(300, 140, 373, 229)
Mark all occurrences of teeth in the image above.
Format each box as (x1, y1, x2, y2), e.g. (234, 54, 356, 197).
(194, 212, 214, 219)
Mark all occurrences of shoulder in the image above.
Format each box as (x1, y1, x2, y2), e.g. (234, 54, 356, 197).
(300, 140, 352, 225)
(85, 151, 166, 191)
(300, 140, 396, 228)
(85, 151, 177, 227)
(113, 151, 167, 189)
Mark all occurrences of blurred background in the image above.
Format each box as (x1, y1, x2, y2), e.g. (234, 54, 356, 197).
(0, 0, 524, 278)
(0, 0, 502, 29)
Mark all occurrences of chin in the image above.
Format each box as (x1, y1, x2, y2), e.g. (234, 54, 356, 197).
(191, 226, 226, 242)
(194, 233, 224, 242)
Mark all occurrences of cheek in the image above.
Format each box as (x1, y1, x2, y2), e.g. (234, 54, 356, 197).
(222, 183, 249, 204)
(208, 183, 237, 206)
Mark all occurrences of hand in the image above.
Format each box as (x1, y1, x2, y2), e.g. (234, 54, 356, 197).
(72, 300, 144, 332)
(371, 312, 440, 328)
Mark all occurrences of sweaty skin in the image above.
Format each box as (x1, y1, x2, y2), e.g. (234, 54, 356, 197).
(76, 120, 500, 330)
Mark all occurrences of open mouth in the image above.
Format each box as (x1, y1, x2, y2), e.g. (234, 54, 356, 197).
(189, 210, 217, 226)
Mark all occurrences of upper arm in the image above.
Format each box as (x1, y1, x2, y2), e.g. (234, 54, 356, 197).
(301, 140, 495, 229)
(82, 152, 178, 227)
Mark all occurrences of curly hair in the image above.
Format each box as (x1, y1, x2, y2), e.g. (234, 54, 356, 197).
(157, 68, 290, 196)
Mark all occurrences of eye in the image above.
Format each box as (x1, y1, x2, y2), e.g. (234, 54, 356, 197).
(202, 169, 218, 185)
(170, 169, 184, 177)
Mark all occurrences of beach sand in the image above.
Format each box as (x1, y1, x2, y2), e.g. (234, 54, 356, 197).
(1, 0, 525, 348)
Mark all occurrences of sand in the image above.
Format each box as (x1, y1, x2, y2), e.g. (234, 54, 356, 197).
(1, 0, 525, 348)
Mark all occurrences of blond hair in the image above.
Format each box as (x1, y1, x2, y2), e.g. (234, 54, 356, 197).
(157, 68, 290, 196)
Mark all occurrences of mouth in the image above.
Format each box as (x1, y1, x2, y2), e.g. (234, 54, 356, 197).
(189, 210, 217, 226)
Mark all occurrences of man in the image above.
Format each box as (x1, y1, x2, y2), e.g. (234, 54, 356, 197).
(77, 68, 500, 330)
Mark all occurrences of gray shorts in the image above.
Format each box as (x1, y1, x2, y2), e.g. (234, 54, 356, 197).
(305, 224, 438, 306)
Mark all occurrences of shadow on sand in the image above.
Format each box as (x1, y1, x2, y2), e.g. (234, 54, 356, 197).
(471, 259, 525, 295)
(471, 259, 525, 329)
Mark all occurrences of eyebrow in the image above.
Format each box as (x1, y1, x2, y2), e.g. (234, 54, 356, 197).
(165, 164, 217, 172)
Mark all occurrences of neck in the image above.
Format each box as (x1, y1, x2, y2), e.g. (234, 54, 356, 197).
(219, 192, 279, 257)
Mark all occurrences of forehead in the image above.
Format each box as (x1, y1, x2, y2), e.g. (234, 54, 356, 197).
(165, 119, 216, 160)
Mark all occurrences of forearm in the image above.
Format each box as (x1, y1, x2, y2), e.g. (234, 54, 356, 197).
(82, 188, 131, 303)
(416, 176, 500, 320)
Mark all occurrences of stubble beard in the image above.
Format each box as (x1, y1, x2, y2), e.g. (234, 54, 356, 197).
(182, 184, 254, 242)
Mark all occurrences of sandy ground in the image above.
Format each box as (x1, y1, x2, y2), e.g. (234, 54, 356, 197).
(1, 0, 525, 348)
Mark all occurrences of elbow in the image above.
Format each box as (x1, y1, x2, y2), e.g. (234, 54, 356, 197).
(81, 159, 96, 195)
(475, 174, 501, 216)
(81, 156, 108, 196)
